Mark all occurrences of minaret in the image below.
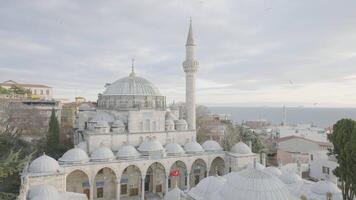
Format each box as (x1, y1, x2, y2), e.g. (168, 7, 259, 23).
(183, 19, 199, 130)
(282, 104, 287, 126)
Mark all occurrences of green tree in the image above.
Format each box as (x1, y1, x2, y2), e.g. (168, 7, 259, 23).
(328, 119, 356, 200)
(237, 125, 264, 153)
(43, 109, 66, 159)
(0, 127, 33, 200)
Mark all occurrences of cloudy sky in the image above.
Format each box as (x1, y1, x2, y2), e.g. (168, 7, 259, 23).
(1, 0, 356, 107)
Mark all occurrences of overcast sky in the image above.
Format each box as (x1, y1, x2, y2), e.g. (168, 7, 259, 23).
(1, 0, 356, 107)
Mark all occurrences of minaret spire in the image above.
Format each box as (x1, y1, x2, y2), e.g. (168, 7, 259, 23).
(183, 18, 199, 130)
(186, 17, 195, 46)
(130, 58, 136, 77)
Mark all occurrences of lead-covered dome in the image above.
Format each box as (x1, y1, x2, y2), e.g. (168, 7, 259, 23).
(28, 154, 60, 174)
(59, 148, 89, 164)
(98, 71, 166, 111)
(165, 143, 185, 156)
(231, 142, 252, 154)
(188, 176, 226, 200)
(138, 138, 164, 153)
(210, 168, 294, 200)
(263, 166, 282, 177)
(117, 145, 141, 159)
(202, 140, 223, 152)
(91, 147, 115, 162)
(103, 74, 161, 96)
(184, 141, 204, 154)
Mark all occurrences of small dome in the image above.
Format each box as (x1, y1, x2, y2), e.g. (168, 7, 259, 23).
(311, 180, 341, 195)
(91, 147, 115, 161)
(202, 140, 223, 152)
(117, 145, 141, 159)
(246, 162, 265, 170)
(165, 143, 185, 156)
(263, 166, 282, 177)
(231, 142, 252, 154)
(59, 148, 89, 164)
(184, 141, 204, 154)
(28, 184, 60, 200)
(138, 138, 164, 152)
(28, 154, 60, 174)
(95, 120, 110, 128)
(211, 168, 294, 200)
(188, 176, 226, 200)
(112, 120, 125, 127)
(280, 171, 302, 184)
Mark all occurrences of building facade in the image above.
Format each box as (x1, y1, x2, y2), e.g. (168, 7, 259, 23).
(18, 21, 259, 200)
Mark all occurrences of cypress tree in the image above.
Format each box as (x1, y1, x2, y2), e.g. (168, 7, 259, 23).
(45, 109, 61, 158)
(328, 119, 356, 200)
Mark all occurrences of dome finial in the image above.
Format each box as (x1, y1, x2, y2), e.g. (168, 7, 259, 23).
(130, 58, 136, 77)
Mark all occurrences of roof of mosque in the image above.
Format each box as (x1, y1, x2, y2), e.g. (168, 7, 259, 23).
(202, 140, 223, 152)
(184, 141, 204, 153)
(230, 142, 252, 154)
(117, 145, 141, 159)
(246, 162, 265, 170)
(165, 143, 185, 155)
(58, 148, 89, 164)
(263, 166, 282, 177)
(188, 176, 226, 200)
(103, 71, 161, 96)
(211, 168, 295, 200)
(138, 138, 164, 152)
(90, 147, 115, 161)
(28, 154, 60, 174)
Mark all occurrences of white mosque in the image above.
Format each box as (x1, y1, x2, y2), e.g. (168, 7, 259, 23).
(17, 20, 342, 200)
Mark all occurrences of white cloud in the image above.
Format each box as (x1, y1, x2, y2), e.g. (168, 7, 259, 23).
(0, 0, 356, 106)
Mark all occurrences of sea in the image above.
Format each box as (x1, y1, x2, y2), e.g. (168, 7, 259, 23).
(208, 107, 356, 128)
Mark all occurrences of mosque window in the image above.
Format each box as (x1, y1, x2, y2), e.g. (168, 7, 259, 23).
(46, 89, 49, 95)
(168, 178, 171, 188)
(322, 166, 330, 174)
(96, 187, 103, 198)
(121, 184, 127, 195)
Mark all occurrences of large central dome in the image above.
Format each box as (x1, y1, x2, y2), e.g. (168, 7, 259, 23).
(103, 73, 161, 96)
(98, 69, 166, 111)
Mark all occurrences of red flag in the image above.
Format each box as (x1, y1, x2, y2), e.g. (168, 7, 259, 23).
(170, 169, 180, 177)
